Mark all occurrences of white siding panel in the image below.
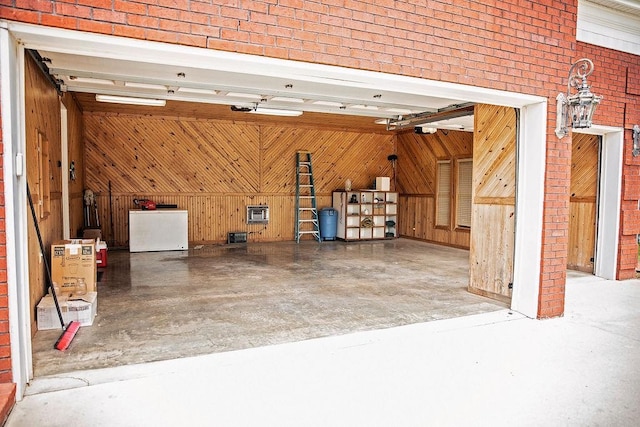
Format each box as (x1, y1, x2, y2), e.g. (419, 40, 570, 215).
(578, 1, 640, 55)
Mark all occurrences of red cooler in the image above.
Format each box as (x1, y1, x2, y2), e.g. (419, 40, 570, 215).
(96, 240, 108, 268)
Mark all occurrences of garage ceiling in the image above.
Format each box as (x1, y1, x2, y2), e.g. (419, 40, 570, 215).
(34, 48, 476, 133)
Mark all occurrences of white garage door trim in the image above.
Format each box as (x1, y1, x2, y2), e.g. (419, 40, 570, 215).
(574, 126, 623, 280)
(2, 21, 549, 397)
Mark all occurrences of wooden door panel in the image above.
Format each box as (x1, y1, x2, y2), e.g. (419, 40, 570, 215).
(568, 133, 599, 272)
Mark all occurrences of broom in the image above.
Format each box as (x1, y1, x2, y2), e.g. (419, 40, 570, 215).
(27, 184, 80, 351)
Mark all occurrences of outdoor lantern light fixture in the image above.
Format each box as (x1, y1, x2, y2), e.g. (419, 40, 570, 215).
(633, 125, 640, 157)
(555, 58, 602, 139)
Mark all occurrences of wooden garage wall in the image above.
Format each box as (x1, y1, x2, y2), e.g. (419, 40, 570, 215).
(396, 129, 473, 248)
(468, 105, 517, 303)
(84, 115, 395, 246)
(64, 93, 86, 238)
(568, 133, 599, 272)
(25, 55, 86, 335)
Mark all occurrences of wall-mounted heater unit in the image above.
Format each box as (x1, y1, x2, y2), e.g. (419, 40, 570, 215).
(247, 205, 269, 224)
(227, 232, 247, 244)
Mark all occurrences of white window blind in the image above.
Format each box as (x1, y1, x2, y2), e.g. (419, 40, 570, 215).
(457, 159, 473, 228)
(436, 161, 451, 226)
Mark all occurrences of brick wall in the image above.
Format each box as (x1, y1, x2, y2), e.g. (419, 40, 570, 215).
(0, 2, 635, 324)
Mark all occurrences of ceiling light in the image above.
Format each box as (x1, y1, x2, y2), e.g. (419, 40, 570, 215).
(312, 100, 343, 107)
(177, 87, 218, 95)
(95, 94, 166, 106)
(271, 96, 304, 103)
(349, 104, 378, 110)
(69, 77, 115, 85)
(386, 108, 414, 115)
(250, 107, 302, 117)
(124, 82, 167, 90)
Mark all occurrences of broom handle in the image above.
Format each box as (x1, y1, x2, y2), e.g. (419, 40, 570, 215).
(27, 184, 65, 329)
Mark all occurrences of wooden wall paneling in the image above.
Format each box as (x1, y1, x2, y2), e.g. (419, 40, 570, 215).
(64, 93, 86, 237)
(469, 105, 516, 302)
(469, 204, 515, 299)
(261, 126, 395, 195)
(568, 202, 597, 271)
(473, 106, 517, 199)
(398, 195, 413, 237)
(567, 133, 599, 271)
(570, 134, 598, 198)
(397, 130, 473, 248)
(86, 115, 394, 246)
(25, 54, 64, 335)
(84, 115, 261, 194)
(396, 132, 437, 195)
(451, 229, 471, 248)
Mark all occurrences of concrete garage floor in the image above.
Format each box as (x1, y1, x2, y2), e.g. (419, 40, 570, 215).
(31, 239, 506, 377)
(11, 272, 640, 426)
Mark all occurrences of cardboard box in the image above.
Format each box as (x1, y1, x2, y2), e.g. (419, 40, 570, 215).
(51, 240, 97, 294)
(37, 292, 97, 330)
(376, 177, 390, 191)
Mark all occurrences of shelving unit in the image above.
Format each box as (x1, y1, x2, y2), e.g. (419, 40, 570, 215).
(332, 191, 398, 241)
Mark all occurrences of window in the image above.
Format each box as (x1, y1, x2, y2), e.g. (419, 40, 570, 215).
(436, 160, 451, 227)
(456, 159, 473, 228)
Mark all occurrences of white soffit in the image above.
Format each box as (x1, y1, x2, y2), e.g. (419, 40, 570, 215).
(577, 0, 640, 55)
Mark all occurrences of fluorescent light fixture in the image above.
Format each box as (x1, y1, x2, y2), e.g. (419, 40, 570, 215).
(124, 82, 167, 90)
(95, 94, 166, 106)
(177, 87, 218, 95)
(386, 108, 414, 115)
(312, 100, 343, 107)
(270, 96, 305, 103)
(349, 104, 378, 110)
(71, 77, 115, 86)
(250, 107, 302, 117)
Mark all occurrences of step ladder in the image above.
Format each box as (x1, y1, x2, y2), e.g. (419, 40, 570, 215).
(295, 151, 321, 243)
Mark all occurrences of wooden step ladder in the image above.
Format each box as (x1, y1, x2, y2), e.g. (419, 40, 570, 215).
(295, 151, 321, 243)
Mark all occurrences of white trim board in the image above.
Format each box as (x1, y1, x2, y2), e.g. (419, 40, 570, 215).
(1, 24, 32, 400)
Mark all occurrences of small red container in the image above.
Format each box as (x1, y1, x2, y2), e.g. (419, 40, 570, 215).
(96, 241, 108, 268)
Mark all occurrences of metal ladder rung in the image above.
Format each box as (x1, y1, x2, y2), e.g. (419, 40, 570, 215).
(298, 219, 318, 223)
(298, 231, 320, 234)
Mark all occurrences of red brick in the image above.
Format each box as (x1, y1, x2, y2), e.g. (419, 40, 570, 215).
(54, 3, 91, 19)
(77, 19, 112, 34)
(92, 9, 126, 24)
(127, 14, 160, 28)
(114, 0, 147, 15)
(15, 0, 52, 13)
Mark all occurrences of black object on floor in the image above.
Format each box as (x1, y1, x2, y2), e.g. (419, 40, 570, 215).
(27, 184, 81, 351)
